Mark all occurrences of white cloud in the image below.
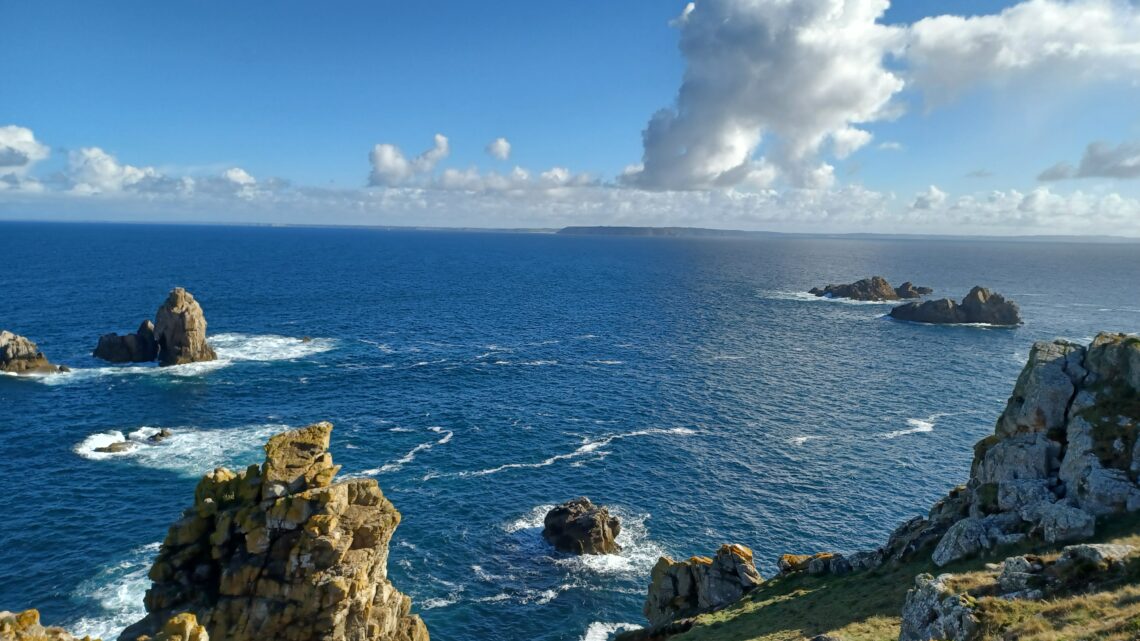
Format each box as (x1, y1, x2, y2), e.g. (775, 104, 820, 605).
(368, 133, 451, 186)
(0, 125, 50, 176)
(624, 0, 906, 190)
(906, 0, 1140, 105)
(223, 167, 256, 185)
(1040, 140, 1140, 181)
(485, 137, 511, 160)
(878, 141, 904, 152)
(911, 185, 947, 209)
(67, 147, 161, 194)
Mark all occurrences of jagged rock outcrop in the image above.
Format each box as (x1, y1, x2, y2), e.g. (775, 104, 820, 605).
(119, 422, 428, 641)
(94, 320, 158, 363)
(643, 544, 762, 627)
(144, 613, 208, 641)
(889, 287, 1021, 326)
(777, 552, 852, 576)
(809, 276, 932, 302)
(542, 497, 622, 555)
(876, 333, 1140, 568)
(0, 331, 67, 374)
(0, 610, 98, 641)
(899, 574, 979, 641)
(154, 289, 217, 367)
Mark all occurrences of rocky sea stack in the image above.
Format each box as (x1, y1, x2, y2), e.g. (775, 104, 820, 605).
(94, 320, 158, 363)
(0, 331, 67, 374)
(542, 497, 622, 555)
(889, 286, 1021, 326)
(93, 288, 216, 367)
(119, 422, 428, 641)
(809, 276, 933, 301)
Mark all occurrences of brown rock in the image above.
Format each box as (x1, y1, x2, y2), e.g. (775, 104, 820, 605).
(642, 544, 762, 627)
(542, 497, 622, 555)
(0, 331, 64, 374)
(0, 609, 98, 641)
(119, 422, 428, 641)
(154, 289, 217, 367)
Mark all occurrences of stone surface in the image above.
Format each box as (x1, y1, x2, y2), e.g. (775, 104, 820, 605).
(642, 544, 762, 627)
(153, 288, 217, 367)
(808, 276, 930, 301)
(889, 287, 1021, 326)
(119, 422, 428, 641)
(147, 613, 208, 641)
(899, 574, 979, 641)
(0, 609, 97, 641)
(1057, 543, 1135, 568)
(932, 514, 1022, 567)
(541, 497, 622, 555)
(94, 320, 158, 363)
(0, 331, 63, 374)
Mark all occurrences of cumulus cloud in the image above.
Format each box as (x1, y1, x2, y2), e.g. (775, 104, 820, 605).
(0, 126, 50, 175)
(907, 0, 1140, 105)
(67, 147, 162, 194)
(368, 133, 450, 186)
(485, 137, 511, 160)
(911, 185, 948, 209)
(1040, 141, 1140, 181)
(878, 141, 904, 152)
(624, 0, 905, 190)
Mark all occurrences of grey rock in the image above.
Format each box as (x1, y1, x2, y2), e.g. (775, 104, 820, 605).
(154, 288, 217, 367)
(643, 544, 762, 627)
(93, 320, 158, 363)
(995, 339, 1085, 437)
(847, 550, 883, 572)
(997, 479, 1057, 513)
(889, 286, 1021, 326)
(1057, 543, 1135, 567)
(899, 574, 979, 641)
(1021, 502, 1095, 544)
(932, 514, 1021, 567)
(998, 555, 1045, 593)
(0, 330, 62, 374)
(809, 276, 901, 301)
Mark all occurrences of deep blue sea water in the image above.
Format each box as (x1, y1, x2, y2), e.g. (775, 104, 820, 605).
(1, 222, 1138, 641)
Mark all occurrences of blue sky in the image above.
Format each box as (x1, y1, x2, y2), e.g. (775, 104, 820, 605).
(3, 0, 1140, 235)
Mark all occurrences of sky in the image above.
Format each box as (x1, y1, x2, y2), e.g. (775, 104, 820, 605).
(2, 0, 1140, 236)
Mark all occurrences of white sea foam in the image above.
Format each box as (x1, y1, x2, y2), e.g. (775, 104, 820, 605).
(588, 360, 624, 365)
(505, 505, 666, 578)
(765, 290, 894, 305)
(361, 426, 454, 475)
(68, 542, 160, 640)
(790, 435, 817, 445)
(882, 413, 947, 439)
(581, 622, 642, 641)
(74, 424, 288, 476)
(457, 428, 697, 478)
(38, 333, 335, 386)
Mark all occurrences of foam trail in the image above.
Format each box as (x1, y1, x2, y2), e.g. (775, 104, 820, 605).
(68, 542, 160, 640)
(765, 290, 894, 305)
(453, 428, 696, 478)
(581, 623, 642, 641)
(882, 413, 947, 439)
(74, 424, 288, 476)
(38, 333, 335, 386)
(362, 426, 454, 475)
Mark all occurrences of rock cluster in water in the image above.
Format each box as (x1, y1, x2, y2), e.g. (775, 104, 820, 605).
(94, 288, 216, 367)
(119, 422, 428, 641)
(889, 286, 1021, 326)
(542, 497, 622, 555)
(0, 610, 97, 641)
(809, 276, 933, 301)
(642, 544, 763, 627)
(0, 331, 67, 374)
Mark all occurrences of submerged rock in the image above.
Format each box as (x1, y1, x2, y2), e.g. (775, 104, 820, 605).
(808, 276, 931, 301)
(119, 422, 428, 641)
(889, 286, 1021, 326)
(542, 497, 622, 555)
(94, 320, 158, 363)
(154, 288, 217, 367)
(0, 609, 98, 641)
(0, 331, 65, 374)
(643, 544, 762, 627)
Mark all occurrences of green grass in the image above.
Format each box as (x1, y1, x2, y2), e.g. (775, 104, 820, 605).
(618, 513, 1140, 641)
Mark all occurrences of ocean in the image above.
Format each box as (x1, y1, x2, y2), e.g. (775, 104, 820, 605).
(1, 221, 1138, 641)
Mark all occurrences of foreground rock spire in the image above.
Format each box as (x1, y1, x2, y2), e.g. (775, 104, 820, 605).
(154, 288, 217, 366)
(120, 422, 428, 641)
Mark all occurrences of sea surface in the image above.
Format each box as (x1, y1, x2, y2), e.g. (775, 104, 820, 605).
(1, 222, 1138, 641)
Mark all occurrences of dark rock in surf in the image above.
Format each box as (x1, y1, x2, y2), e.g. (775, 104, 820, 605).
(93, 320, 159, 363)
(809, 276, 933, 302)
(0, 330, 66, 374)
(542, 497, 622, 555)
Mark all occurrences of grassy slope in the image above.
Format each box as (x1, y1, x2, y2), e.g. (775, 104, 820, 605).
(649, 513, 1140, 641)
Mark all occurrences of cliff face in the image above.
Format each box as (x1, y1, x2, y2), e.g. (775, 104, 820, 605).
(1, 610, 98, 641)
(120, 422, 427, 641)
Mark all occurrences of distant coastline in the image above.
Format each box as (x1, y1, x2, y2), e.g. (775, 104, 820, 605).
(1, 218, 1139, 243)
